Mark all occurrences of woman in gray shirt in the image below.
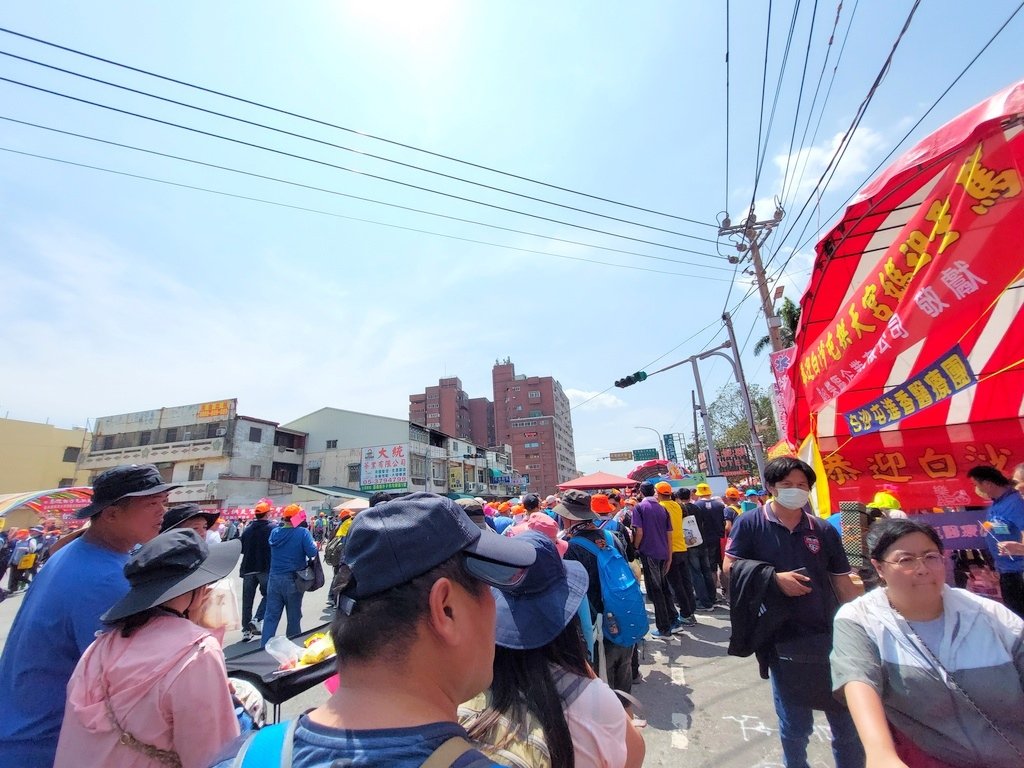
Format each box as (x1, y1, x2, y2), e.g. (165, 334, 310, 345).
(831, 519, 1024, 767)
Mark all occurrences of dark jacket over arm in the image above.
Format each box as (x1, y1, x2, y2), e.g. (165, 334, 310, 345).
(728, 559, 792, 678)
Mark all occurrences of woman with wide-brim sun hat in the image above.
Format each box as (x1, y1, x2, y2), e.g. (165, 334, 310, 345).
(55, 529, 242, 768)
(460, 532, 646, 768)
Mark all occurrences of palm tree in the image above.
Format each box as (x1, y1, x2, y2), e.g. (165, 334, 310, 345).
(753, 297, 801, 355)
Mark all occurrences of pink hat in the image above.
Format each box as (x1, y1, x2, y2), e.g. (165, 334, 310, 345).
(509, 512, 567, 557)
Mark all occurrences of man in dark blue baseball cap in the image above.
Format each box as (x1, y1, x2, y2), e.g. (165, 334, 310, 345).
(211, 492, 536, 768)
(0, 464, 178, 767)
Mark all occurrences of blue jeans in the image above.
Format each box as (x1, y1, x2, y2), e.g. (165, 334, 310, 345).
(770, 674, 864, 768)
(241, 571, 268, 628)
(260, 573, 303, 647)
(687, 546, 716, 607)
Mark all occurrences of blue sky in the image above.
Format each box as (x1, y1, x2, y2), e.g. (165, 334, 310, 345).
(1, 1, 1021, 476)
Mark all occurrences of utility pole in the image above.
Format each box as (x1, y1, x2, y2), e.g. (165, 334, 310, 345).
(719, 204, 786, 353)
(691, 391, 701, 470)
(722, 311, 768, 481)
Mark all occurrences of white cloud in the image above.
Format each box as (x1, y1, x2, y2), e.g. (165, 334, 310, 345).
(564, 388, 626, 411)
(772, 125, 888, 208)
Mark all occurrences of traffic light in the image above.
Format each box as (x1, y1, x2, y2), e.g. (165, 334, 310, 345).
(614, 371, 649, 388)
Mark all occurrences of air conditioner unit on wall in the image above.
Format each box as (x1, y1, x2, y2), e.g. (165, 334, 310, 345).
(216, 428, 227, 436)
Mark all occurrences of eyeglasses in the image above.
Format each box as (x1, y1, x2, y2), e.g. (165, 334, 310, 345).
(881, 552, 945, 570)
(464, 554, 528, 589)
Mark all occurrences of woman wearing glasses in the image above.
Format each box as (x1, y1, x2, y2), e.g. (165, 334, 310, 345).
(831, 519, 1024, 768)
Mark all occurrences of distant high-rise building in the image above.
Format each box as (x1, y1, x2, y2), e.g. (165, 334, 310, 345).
(408, 377, 472, 440)
(492, 358, 577, 495)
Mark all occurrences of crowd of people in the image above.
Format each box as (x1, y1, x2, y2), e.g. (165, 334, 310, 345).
(0, 458, 1023, 767)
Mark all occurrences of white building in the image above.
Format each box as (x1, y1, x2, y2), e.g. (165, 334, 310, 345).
(283, 407, 521, 497)
(81, 399, 307, 508)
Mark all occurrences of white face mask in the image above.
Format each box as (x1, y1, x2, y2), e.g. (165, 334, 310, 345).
(774, 487, 810, 510)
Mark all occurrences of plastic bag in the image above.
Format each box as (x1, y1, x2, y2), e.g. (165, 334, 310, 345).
(265, 636, 304, 669)
(195, 578, 241, 631)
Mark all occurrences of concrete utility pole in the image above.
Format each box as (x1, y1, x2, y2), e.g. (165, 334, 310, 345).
(718, 205, 786, 353)
(722, 312, 768, 482)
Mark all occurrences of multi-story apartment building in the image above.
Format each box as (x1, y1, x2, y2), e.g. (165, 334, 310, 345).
(285, 407, 519, 498)
(409, 377, 473, 440)
(0, 418, 91, 493)
(468, 396, 496, 449)
(492, 359, 578, 495)
(80, 399, 307, 508)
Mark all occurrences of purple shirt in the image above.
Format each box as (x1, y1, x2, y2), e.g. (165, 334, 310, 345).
(632, 497, 672, 560)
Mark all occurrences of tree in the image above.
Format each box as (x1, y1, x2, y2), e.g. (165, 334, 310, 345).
(753, 297, 801, 356)
(705, 383, 778, 474)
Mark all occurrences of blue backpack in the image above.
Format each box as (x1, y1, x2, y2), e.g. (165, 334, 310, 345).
(570, 530, 649, 646)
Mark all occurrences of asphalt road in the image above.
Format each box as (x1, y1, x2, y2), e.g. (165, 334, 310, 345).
(0, 572, 842, 767)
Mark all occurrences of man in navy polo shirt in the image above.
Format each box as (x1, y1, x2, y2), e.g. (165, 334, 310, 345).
(724, 457, 863, 768)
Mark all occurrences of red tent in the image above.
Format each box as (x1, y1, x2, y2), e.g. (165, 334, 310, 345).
(784, 79, 1024, 509)
(558, 471, 638, 491)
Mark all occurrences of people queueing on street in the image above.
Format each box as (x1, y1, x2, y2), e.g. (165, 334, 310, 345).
(239, 499, 276, 642)
(210, 492, 536, 767)
(9, 470, 1024, 768)
(967, 464, 1024, 617)
(0, 528, 11, 600)
(724, 456, 865, 768)
(460, 531, 646, 768)
(656, 482, 698, 630)
(0, 464, 178, 767)
(161, 502, 220, 537)
(560, 489, 647, 712)
(693, 482, 729, 601)
(54, 529, 244, 768)
(260, 503, 318, 646)
(723, 486, 743, 526)
(832, 518, 1024, 768)
(675, 488, 718, 611)
(5, 527, 40, 593)
(456, 497, 491, 530)
(740, 487, 760, 514)
(630, 482, 676, 640)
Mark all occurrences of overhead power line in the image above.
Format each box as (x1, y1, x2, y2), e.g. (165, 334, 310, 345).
(784, 0, 1024, 264)
(776, 0, 820, 209)
(0, 114, 734, 272)
(779, 0, 855, 210)
(0, 26, 719, 230)
(752, 0, 803, 202)
(0, 47, 720, 243)
(747, 1, 775, 217)
(1, 75, 727, 256)
(767, 0, 922, 265)
(0, 145, 738, 283)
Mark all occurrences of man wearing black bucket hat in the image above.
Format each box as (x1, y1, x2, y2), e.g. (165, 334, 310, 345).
(0, 463, 178, 768)
(211, 492, 536, 768)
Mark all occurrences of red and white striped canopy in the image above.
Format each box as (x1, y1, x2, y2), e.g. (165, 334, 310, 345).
(785, 80, 1024, 509)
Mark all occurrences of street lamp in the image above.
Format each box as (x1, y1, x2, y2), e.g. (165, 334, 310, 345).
(634, 426, 664, 460)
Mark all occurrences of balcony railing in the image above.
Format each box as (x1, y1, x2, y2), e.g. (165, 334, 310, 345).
(82, 438, 227, 469)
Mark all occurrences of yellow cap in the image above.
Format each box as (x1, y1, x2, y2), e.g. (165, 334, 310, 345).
(695, 483, 712, 496)
(870, 491, 901, 510)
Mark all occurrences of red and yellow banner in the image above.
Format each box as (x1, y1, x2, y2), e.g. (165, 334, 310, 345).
(798, 133, 1023, 412)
